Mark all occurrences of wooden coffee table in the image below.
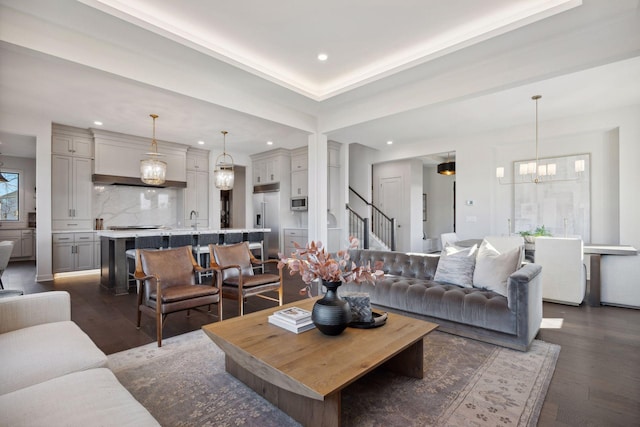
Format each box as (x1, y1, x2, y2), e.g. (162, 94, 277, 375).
(202, 298, 438, 427)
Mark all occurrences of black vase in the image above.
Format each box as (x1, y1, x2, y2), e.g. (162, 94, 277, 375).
(312, 281, 352, 336)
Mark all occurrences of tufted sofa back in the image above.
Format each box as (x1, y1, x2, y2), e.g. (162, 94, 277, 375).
(349, 249, 439, 280)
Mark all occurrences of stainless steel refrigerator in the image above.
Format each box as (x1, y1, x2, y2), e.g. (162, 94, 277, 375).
(253, 184, 280, 259)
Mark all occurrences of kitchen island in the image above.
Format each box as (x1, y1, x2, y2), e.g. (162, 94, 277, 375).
(97, 228, 270, 295)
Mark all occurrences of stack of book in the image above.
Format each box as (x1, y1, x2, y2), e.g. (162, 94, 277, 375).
(268, 307, 315, 333)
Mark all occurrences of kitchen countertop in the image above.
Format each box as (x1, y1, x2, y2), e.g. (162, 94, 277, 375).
(96, 228, 271, 238)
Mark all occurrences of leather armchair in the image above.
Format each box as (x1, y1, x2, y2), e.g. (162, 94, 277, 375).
(209, 242, 283, 316)
(135, 246, 221, 347)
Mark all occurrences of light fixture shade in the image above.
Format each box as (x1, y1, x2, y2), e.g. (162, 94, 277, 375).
(496, 167, 504, 178)
(437, 161, 455, 175)
(140, 156, 167, 185)
(575, 159, 585, 173)
(140, 113, 166, 185)
(214, 155, 234, 190)
(214, 131, 234, 190)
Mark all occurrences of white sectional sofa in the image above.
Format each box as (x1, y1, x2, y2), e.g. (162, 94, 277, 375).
(0, 291, 159, 426)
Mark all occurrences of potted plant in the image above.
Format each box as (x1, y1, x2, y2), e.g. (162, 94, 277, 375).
(278, 236, 383, 335)
(518, 225, 552, 243)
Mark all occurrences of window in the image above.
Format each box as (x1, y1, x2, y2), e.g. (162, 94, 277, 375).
(0, 171, 19, 221)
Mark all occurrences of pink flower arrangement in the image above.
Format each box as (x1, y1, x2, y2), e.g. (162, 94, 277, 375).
(278, 236, 384, 297)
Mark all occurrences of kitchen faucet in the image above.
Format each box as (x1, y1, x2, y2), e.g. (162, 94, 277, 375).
(189, 210, 198, 229)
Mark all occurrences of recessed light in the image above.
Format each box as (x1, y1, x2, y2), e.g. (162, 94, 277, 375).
(198, 140, 205, 145)
(93, 121, 103, 126)
(317, 53, 328, 61)
(387, 140, 393, 145)
(267, 141, 273, 145)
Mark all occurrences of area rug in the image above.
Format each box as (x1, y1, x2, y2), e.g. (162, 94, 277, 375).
(108, 330, 560, 427)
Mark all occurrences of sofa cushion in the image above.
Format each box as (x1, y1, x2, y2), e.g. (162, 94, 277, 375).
(0, 321, 108, 394)
(473, 240, 521, 297)
(0, 368, 159, 426)
(433, 244, 477, 288)
(341, 276, 517, 335)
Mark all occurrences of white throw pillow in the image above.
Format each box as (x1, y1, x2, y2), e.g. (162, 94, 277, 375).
(434, 244, 477, 288)
(472, 240, 521, 296)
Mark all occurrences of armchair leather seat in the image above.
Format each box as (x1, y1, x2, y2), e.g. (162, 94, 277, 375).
(149, 284, 219, 303)
(135, 245, 221, 347)
(210, 242, 283, 316)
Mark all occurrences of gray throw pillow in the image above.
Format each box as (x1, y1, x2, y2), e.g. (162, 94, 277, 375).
(434, 244, 477, 288)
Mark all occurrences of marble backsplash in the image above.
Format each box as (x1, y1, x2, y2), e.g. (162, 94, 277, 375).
(93, 185, 180, 229)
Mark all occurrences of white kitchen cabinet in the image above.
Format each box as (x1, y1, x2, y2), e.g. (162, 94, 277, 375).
(0, 229, 35, 259)
(283, 228, 308, 257)
(184, 149, 209, 228)
(52, 232, 96, 273)
(291, 170, 308, 197)
(184, 170, 209, 228)
(290, 147, 308, 198)
(251, 150, 290, 185)
(52, 155, 93, 230)
(186, 151, 209, 171)
(291, 151, 308, 172)
(0, 230, 20, 258)
(52, 135, 93, 158)
(20, 230, 34, 258)
(94, 239, 101, 269)
(93, 129, 187, 182)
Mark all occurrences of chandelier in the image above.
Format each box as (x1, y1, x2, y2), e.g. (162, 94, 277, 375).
(496, 95, 583, 185)
(140, 114, 167, 185)
(214, 130, 234, 190)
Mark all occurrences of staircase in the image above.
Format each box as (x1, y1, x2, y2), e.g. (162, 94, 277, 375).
(347, 187, 396, 251)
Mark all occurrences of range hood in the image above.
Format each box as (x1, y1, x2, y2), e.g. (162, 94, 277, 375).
(92, 174, 187, 188)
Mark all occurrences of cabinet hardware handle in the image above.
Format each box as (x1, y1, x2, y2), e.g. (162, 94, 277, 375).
(67, 224, 78, 226)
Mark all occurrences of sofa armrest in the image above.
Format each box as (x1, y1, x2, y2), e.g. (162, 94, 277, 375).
(0, 291, 71, 334)
(508, 263, 543, 347)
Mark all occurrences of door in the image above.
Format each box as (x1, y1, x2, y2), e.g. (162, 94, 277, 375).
(52, 243, 74, 273)
(75, 241, 94, 271)
(380, 176, 404, 251)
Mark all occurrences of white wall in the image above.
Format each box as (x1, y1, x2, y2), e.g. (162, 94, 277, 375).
(372, 158, 424, 252)
(424, 165, 455, 244)
(0, 112, 52, 281)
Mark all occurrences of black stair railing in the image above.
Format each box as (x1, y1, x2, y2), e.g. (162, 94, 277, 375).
(346, 204, 369, 249)
(348, 187, 396, 251)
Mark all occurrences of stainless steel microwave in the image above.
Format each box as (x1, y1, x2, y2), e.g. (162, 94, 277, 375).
(290, 196, 308, 211)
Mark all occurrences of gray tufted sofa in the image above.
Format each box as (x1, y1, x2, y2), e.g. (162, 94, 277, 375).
(340, 249, 543, 351)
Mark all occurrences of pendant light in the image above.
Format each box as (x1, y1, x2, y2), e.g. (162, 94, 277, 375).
(437, 152, 455, 175)
(140, 114, 167, 185)
(214, 130, 234, 190)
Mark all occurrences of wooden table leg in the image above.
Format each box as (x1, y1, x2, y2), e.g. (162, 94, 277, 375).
(588, 254, 601, 306)
(225, 356, 340, 427)
(383, 338, 424, 379)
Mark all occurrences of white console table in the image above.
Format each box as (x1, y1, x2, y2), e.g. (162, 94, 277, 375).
(583, 244, 638, 307)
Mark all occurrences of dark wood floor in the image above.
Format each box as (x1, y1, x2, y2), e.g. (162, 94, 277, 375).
(5, 260, 640, 426)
